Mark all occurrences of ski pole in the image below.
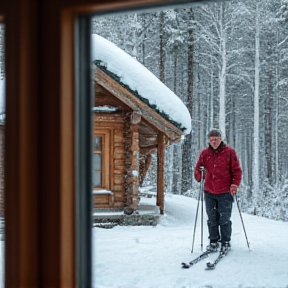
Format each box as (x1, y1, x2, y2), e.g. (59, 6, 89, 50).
(191, 177, 201, 253)
(200, 170, 204, 252)
(235, 194, 251, 251)
(191, 169, 204, 253)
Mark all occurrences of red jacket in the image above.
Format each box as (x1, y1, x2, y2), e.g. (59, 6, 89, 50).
(194, 142, 242, 194)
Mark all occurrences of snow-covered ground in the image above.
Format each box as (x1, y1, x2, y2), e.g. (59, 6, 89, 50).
(92, 194, 288, 288)
(0, 193, 287, 287)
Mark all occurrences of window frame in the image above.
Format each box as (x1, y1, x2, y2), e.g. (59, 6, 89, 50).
(1, 0, 208, 287)
(93, 130, 110, 190)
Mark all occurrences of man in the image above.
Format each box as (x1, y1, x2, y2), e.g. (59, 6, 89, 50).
(194, 128, 242, 253)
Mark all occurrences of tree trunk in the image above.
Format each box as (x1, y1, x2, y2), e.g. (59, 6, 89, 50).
(181, 8, 194, 194)
(253, 2, 260, 197)
(264, 70, 273, 185)
(172, 54, 180, 193)
(218, 3, 227, 140)
(159, 11, 165, 82)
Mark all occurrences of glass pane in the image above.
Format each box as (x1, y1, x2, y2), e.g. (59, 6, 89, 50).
(93, 154, 102, 186)
(94, 136, 102, 151)
(0, 22, 5, 287)
(93, 171, 101, 187)
(93, 153, 101, 170)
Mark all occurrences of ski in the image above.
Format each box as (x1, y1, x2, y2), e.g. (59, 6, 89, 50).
(181, 250, 211, 269)
(206, 248, 230, 270)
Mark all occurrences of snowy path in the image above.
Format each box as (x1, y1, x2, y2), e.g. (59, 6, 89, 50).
(92, 194, 288, 288)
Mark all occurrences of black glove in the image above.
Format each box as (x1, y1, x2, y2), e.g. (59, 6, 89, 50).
(199, 166, 205, 179)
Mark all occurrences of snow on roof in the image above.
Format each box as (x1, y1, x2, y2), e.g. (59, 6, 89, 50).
(91, 34, 192, 135)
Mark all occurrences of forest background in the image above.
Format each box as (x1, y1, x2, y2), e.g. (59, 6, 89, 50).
(92, 0, 288, 222)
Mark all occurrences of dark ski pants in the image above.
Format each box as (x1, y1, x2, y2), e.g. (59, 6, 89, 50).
(204, 191, 234, 244)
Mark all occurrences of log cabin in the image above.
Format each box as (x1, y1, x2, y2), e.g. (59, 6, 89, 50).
(92, 34, 191, 215)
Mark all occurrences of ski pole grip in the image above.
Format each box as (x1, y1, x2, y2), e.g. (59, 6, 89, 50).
(199, 166, 205, 179)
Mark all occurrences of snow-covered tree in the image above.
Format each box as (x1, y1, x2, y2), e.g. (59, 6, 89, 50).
(91, 0, 288, 220)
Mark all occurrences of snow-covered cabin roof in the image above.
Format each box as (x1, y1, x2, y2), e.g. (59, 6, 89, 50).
(91, 34, 191, 135)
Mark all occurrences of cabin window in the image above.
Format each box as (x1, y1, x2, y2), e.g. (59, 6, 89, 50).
(92, 130, 110, 190)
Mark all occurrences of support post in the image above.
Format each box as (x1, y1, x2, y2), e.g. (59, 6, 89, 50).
(157, 133, 165, 214)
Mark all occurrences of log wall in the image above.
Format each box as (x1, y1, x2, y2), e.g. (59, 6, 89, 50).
(123, 112, 140, 214)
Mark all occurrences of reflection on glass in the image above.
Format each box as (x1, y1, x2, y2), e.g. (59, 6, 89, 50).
(93, 154, 102, 187)
(94, 136, 102, 151)
(93, 170, 101, 187)
(93, 153, 101, 170)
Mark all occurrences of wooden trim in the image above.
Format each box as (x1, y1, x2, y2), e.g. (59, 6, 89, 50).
(140, 145, 157, 155)
(93, 130, 111, 190)
(4, 1, 39, 286)
(60, 8, 75, 287)
(60, 0, 190, 14)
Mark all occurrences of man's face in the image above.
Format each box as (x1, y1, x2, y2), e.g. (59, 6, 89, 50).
(209, 136, 222, 149)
